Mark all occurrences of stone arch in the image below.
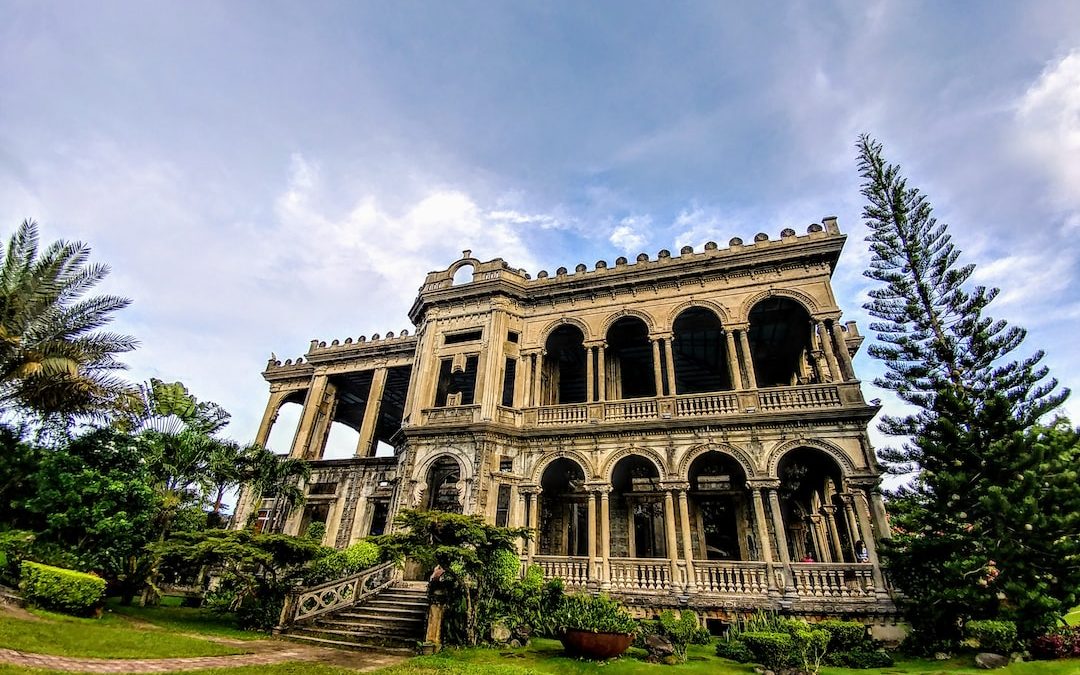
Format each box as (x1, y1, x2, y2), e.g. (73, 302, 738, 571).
(446, 257, 480, 283)
(413, 447, 475, 484)
(764, 438, 857, 479)
(668, 299, 732, 328)
(600, 308, 659, 336)
(738, 288, 820, 324)
(599, 446, 668, 482)
(538, 316, 593, 344)
(677, 442, 758, 480)
(530, 449, 596, 484)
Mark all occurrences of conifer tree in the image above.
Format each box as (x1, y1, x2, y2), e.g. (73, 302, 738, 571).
(856, 135, 1076, 646)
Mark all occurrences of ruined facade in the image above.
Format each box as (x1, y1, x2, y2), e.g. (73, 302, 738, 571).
(235, 217, 898, 624)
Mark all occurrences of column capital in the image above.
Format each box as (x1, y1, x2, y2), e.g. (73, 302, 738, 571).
(519, 484, 542, 495)
(746, 479, 781, 490)
(726, 323, 749, 332)
(847, 475, 882, 490)
(586, 483, 614, 495)
(811, 311, 843, 323)
(583, 340, 605, 349)
(649, 331, 674, 341)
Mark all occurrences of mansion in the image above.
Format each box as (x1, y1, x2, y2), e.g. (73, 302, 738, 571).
(235, 216, 899, 627)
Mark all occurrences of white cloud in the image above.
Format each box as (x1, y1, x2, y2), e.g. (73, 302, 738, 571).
(608, 216, 650, 253)
(1015, 50, 1080, 208)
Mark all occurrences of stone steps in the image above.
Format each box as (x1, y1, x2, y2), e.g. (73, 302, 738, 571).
(280, 582, 429, 653)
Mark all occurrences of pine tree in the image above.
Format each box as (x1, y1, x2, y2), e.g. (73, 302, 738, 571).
(855, 135, 1075, 646)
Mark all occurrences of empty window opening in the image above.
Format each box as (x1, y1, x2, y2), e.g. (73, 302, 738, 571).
(689, 452, 750, 561)
(264, 399, 304, 455)
(777, 447, 847, 563)
(541, 325, 587, 405)
(610, 455, 665, 558)
(501, 357, 517, 407)
(321, 421, 360, 459)
(426, 456, 464, 512)
(308, 482, 337, 495)
(368, 501, 390, 536)
(605, 317, 656, 400)
(299, 502, 331, 539)
(507, 331, 520, 343)
(444, 329, 483, 345)
(495, 484, 512, 527)
(499, 455, 514, 472)
(451, 263, 474, 286)
(673, 308, 732, 394)
(434, 356, 479, 406)
(374, 440, 395, 457)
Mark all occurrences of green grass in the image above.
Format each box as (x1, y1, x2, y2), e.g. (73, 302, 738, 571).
(0, 666, 363, 675)
(0, 607, 249, 659)
(104, 597, 264, 641)
(371, 638, 1080, 675)
(1065, 606, 1079, 627)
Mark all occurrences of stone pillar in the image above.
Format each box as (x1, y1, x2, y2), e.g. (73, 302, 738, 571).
(854, 490, 887, 593)
(599, 488, 611, 590)
(677, 486, 696, 591)
(809, 514, 829, 562)
(840, 494, 861, 559)
(290, 374, 329, 459)
(520, 352, 534, 407)
(255, 391, 287, 447)
(664, 337, 677, 396)
(586, 345, 595, 402)
(663, 488, 679, 586)
(822, 505, 845, 563)
(725, 330, 744, 390)
(532, 352, 543, 408)
(525, 489, 541, 561)
(867, 487, 893, 541)
(767, 488, 791, 563)
(833, 324, 856, 381)
(738, 329, 758, 388)
(587, 490, 597, 559)
(817, 320, 841, 382)
(651, 338, 664, 397)
(750, 487, 774, 563)
(356, 367, 388, 457)
(597, 344, 607, 401)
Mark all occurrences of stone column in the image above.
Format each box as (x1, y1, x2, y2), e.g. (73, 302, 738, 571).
(520, 351, 534, 407)
(599, 488, 611, 590)
(651, 338, 664, 397)
(290, 374, 329, 459)
(817, 320, 841, 382)
(664, 337, 677, 396)
(867, 487, 893, 541)
(663, 488, 679, 586)
(586, 345, 595, 402)
(587, 490, 597, 558)
(255, 390, 287, 447)
(524, 488, 541, 561)
(822, 505, 845, 563)
(725, 330, 744, 390)
(840, 494, 861, 559)
(514, 488, 527, 554)
(737, 329, 758, 388)
(533, 352, 544, 407)
(597, 344, 607, 401)
(767, 488, 791, 563)
(833, 324, 856, 381)
(750, 487, 774, 562)
(809, 514, 829, 562)
(356, 367, 388, 457)
(854, 490, 887, 593)
(676, 485, 696, 591)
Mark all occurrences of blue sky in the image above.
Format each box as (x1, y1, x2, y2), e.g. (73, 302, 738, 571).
(3, 1, 1079, 465)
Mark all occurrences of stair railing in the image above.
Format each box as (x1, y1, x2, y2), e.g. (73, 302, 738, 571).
(277, 560, 399, 629)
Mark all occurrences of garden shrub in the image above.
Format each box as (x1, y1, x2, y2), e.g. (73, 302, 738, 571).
(304, 521, 326, 542)
(964, 619, 1018, 654)
(1030, 625, 1080, 660)
(817, 619, 868, 652)
(0, 530, 34, 586)
(655, 610, 710, 661)
(715, 637, 754, 663)
(501, 566, 562, 638)
(19, 560, 105, 615)
(304, 539, 381, 584)
(486, 548, 520, 592)
(826, 647, 895, 668)
(741, 631, 797, 670)
(553, 593, 637, 634)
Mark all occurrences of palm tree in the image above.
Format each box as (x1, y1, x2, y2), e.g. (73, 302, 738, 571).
(243, 445, 310, 533)
(0, 220, 137, 420)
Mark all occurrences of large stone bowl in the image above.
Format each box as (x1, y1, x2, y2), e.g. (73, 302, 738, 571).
(559, 629, 634, 659)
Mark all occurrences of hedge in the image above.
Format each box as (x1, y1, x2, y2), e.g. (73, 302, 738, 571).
(965, 620, 1018, 654)
(19, 561, 105, 615)
(741, 631, 796, 669)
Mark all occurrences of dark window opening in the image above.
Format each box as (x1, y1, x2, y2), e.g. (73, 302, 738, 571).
(499, 455, 514, 472)
(495, 484, 512, 527)
(541, 325, 587, 404)
(253, 509, 270, 534)
(507, 331, 520, 343)
(444, 329, 483, 345)
(427, 456, 464, 512)
(368, 501, 390, 536)
(308, 482, 337, 495)
(501, 357, 517, 407)
(673, 307, 731, 394)
(606, 317, 656, 400)
(434, 356, 479, 406)
(748, 297, 816, 387)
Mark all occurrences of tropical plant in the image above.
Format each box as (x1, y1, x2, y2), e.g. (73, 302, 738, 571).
(855, 135, 1077, 646)
(0, 220, 136, 421)
(552, 594, 638, 634)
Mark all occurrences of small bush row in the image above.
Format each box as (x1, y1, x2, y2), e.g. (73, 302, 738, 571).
(19, 560, 105, 615)
(715, 616, 893, 670)
(1030, 625, 1080, 660)
(963, 619, 1018, 654)
(304, 540, 381, 585)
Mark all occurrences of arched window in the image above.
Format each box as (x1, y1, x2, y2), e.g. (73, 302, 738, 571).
(672, 307, 731, 394)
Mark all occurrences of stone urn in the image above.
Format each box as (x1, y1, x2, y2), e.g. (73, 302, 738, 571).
(559, 629, 634, 660)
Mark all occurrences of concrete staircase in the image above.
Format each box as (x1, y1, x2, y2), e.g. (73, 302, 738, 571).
(282, 582, 429, 654)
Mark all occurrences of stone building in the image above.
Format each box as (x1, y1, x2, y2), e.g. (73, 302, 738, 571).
(236, 216, 898, 624)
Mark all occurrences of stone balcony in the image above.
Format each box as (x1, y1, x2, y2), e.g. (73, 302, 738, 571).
(418, 382, 869, 430)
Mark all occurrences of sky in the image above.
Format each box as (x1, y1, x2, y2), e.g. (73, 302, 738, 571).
(2, 1, 1079, 472)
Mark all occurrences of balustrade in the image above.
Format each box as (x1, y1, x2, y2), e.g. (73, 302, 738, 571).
(693, 561, 770, 595)
(604, 398, 657, 421)
(608, 558, 672, 592)
(675, 393, 739, 417)
(282, 561, 397, 627)
(758, 384, 841, 411)
(536, 403, 589, 426)
(789, 562, 874, 598)
(531, 555, 590, 588)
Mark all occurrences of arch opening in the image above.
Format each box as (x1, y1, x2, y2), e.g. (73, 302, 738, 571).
(605, 317, 656, 400)
(542, 325, 587, 405)
(425, 455, 464, 513)
(776, 447, 851, 562)
(610, 455, 665, 558)
(539, 458, 588, 556)
(747, 297, 824, 387)
(672, 307, 731, 394)
(688, 452, 751, 560)
(451, 263, 474, 286)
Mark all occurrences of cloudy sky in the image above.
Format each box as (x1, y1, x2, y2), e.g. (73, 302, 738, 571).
(3, 1, 1079, 464)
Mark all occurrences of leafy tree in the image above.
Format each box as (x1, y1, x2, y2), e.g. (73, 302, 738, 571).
(0, 220, 136, 421)
(374, 509, 530, 645)
(242, 444, 310, 532)
(856, 135, 1074, 645)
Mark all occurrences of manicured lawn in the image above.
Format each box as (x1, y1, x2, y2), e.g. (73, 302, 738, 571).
(0, 666, 363, 675)
(1065, 606, 1079, 626)
(0, 606, 249, 659)
(104, 597, 264, 641)
(372, 638, 1080, 675)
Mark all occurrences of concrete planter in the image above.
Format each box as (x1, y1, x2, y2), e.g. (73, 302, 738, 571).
(560, 629, 633, 659)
